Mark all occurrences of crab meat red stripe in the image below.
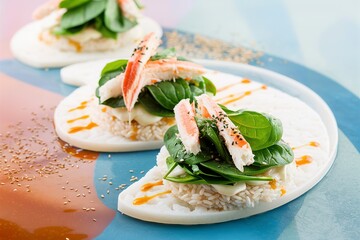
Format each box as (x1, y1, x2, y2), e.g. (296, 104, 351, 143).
(122, 32, 161, 111)
(174, 99, 200, 155)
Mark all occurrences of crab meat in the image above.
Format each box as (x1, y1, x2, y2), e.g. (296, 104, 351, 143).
(122, 32, 161, 111)
(99, 59, 205, 103)
(174, 99, 200, 155)
(33, 0, 61, 20)
(143, 59, 205, 84)
(118, 0, 141, 20)
(196, 94, 254, 172)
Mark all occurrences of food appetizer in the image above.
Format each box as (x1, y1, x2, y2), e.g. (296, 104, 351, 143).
(118, 83, 331, 224)
(54, 33, 216, 152)
(11, 0, 162, 68)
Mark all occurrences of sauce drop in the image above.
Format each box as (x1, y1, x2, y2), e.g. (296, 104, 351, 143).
(309, 141, 320, 147)
(68, 101, 88, 112)
(67, 39, 82, 52)
(58, 139, 99, 160)
(296, 155, 313, 166)
(67, 115, 89, 124)
(218, 86, 267, 105)
(292, 141, 320, 150)
(217, 79, 252, 92)
(68, 122, 98, 134)
(162, 117, 175, 126)
(280, 188, 286, 196)
(133, 190, 171, 205)
(269, 179, 277, 190)
(130, 123, 138, 141)
(141, 180, 163, 192)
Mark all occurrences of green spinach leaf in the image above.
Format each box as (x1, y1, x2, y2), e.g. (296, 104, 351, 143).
(196, 118, 232, 163)
(104, 0, 137, 33)
(95, 59, 128, 106)
(253, 140, 294, 167)
(52, 24, 86, 36)
(221, 106, 283, 151)
(146, 79, 191, 110)
(150, 48, 177, 61)
(203, 76, 216, 95)
(164, 126, 213, 165)
(100, 59, 128, 76)
(59, 0, 91, 9)
(200, 161, 273, 181)
(61, 0, 107, 29)
(94, 15, 117, 39)
(138, 91, 174, 117)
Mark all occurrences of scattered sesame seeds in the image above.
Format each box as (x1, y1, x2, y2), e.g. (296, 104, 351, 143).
(164, 31, 262, 64)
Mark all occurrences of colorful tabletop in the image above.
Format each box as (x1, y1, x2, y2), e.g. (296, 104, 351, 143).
(0, 1, 359, 240)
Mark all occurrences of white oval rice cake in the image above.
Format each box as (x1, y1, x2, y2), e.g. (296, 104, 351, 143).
(11, 17, 162, 68)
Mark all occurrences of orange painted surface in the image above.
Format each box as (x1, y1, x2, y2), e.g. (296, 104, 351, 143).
(0, 74, 115, 239)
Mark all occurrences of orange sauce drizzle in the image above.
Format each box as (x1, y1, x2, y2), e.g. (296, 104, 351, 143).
(162, 117, 175, 126)
(217, 79, 252, 92)
(130, 123, 138, 141)
(292, 141, 320, 150)
(280, 188, 286, 196)
(269, 179, 277, 190)
(296, 155, 313, 167)
(67, 39, 82, 52)
(68, 122, 98, 134)
(141, 180, 163, 192)
(241, 79, 251, 84)
(111, 116, 117, 121)
(58, 138, 99, 160)
(309, 141, 320, 147)
(217, 85, 267, 105)
(133, 190, 171, 205)
(63, 209, 77, 213)
(67, 115, 89, 124)
(101, 107, 107, 113)
(68, 101, 88, 112)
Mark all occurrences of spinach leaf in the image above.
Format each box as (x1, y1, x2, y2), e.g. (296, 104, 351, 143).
(61, 0, 107, 29)
(203, 76, 216, 96)
(138, 91, 174, 117)
(100, 59, 128, 76)
(164, 126, 213, 165)
(222, 106, 283, 151)
(52, 24, 86, 36)
(253, 140, 294, 167)
(200, 161, 273, 181)
(146, 79, 191, 110)
(150, 48, 177, 61)
(94, 15, 117, 39)
(95, 59, 128, 106)
(104, 0, 137, 33)
(196, 118, 232, 163)
(100, 97, 126, 108)
(59, 0, 91, 9)
(133, 0, 144, 9)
